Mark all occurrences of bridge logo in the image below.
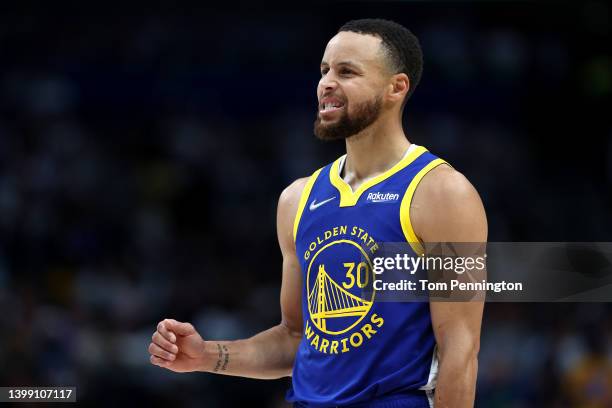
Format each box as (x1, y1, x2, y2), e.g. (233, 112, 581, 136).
(306, 239, 375, 335)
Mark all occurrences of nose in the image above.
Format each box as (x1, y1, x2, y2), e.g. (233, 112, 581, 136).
(318, 72, 338, 95)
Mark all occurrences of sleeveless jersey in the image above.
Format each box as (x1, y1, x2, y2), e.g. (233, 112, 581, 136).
(286, 145, 448, 407)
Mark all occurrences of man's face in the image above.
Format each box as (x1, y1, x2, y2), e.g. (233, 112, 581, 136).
(314, 31, 389, 141)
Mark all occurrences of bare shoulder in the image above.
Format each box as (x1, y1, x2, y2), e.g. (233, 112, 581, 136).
(278, 177, 310, 214)
(277, 177, 310, 252)
(416, 164, 478, 200)
(411, 164, 487, 242)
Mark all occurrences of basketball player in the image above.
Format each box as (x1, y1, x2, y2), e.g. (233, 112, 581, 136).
(148, 19, 486, 407)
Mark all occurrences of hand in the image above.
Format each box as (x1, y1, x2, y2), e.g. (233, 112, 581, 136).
(149, 318, 207, 373)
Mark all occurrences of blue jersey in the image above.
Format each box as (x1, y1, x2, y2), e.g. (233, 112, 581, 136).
(286, 145, 448, 408)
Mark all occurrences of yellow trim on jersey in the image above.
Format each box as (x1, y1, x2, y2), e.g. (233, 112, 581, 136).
(329, 145, 428, 207)
(400, 158, 448, 256)
(293, 168, 324, 241)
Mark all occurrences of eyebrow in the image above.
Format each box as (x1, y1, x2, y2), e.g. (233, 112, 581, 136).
(320, 60, 364, 70)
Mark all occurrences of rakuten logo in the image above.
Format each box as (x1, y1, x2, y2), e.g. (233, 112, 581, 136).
(366, 192, 400, 203)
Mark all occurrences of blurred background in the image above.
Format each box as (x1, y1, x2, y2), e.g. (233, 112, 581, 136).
(0, 1, 611, 407)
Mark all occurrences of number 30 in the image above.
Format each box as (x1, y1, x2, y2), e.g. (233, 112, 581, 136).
(342, 262, 370, 289)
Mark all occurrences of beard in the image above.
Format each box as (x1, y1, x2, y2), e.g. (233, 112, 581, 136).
(314, 95, 383, 141)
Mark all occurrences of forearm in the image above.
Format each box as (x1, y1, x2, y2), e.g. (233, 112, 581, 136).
(434, 349, 478, 407)
(199, 323, 302, 379)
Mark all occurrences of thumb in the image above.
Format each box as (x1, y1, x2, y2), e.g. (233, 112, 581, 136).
(166, 319, 196, 336)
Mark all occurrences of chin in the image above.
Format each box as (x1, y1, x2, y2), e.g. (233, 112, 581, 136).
(318, 119, 338, 128)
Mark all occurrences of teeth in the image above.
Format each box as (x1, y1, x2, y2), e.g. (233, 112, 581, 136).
(323, 103, 339, 110)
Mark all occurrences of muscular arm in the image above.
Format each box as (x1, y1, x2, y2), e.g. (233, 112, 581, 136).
(149, 178, 308, 379)
(411, 165, 487, 407)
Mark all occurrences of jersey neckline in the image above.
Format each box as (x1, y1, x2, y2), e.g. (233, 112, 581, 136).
(329, 145, 428, 207)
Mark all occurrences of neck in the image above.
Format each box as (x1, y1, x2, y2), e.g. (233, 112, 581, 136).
(342, 117, 411, 188)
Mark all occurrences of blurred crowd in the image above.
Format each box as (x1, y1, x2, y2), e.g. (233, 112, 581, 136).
(0, 2, 610, 407)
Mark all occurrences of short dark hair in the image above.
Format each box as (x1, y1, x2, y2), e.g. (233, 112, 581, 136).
(339, 18, 423, 102)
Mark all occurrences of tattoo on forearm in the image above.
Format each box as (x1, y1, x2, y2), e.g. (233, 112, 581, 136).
(213, 343, 230, 372)
(221, 345, 229, 370)
(213, 343, 221, 372)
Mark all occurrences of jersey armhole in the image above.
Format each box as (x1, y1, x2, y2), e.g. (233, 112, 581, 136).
(293, 167, 324, 242)
(399, 159, 449, 256)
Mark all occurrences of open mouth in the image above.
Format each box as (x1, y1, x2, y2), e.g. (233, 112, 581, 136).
(320, 102, 345, 113)
(319, 98, 345, 115)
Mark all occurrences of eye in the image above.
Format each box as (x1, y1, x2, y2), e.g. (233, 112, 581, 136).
(340, 68, 355, 76)
(320, 68, 329, 76)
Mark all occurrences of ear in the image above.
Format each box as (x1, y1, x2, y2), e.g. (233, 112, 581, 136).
(387, 73, 410, 104)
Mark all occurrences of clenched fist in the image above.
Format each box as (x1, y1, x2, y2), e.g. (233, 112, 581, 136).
(148, 318, 207, 372)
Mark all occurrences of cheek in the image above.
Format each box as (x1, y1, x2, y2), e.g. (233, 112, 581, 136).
(344, 91, 370, 113)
